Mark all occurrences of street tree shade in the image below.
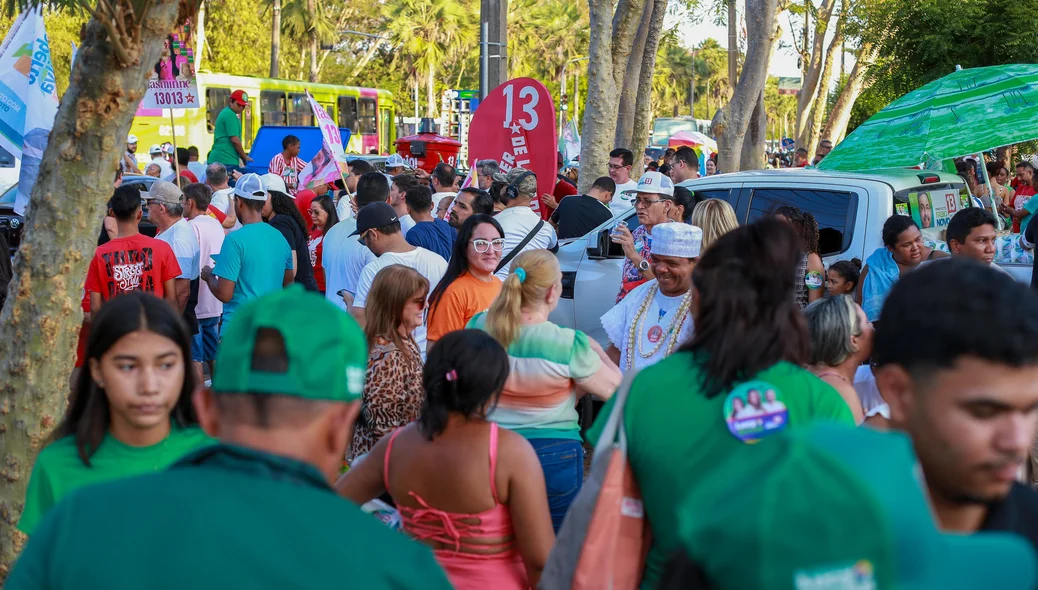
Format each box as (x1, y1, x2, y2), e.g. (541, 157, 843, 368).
(0, 0, 190, 578)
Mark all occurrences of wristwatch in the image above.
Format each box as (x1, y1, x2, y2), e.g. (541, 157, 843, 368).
(637, 259, 650, 273)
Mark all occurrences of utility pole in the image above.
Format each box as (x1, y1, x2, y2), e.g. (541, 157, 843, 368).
(727, 0, 738, 88)
(690, 48, 696, 117)
(480, 0, 508, 99)
(270, 0, 281, 78)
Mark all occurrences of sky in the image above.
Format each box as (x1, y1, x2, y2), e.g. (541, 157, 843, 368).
(667, 2, 855, 81)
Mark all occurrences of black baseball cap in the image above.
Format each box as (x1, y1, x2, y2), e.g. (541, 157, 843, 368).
(349, 202, 399, 236)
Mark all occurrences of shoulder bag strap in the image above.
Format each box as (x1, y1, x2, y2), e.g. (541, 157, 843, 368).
(495, 219, 545, 274)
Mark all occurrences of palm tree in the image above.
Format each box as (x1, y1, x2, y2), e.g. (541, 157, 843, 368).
(383, 0, 477, 119)
(280, 0, 339, 82)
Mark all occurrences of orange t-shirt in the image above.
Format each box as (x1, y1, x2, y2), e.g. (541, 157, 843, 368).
(426, 272, 502, 342)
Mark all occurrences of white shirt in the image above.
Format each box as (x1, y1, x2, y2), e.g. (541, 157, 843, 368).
(433, 191, 457, 221)
(610, 180, 639, 214)
(209, 188, 241, 233)
(354, 247, 448, 358)
(322, 218, 369, 312)
(600, 279, 694, 372)
(399, 213, 416, 237)
(335, 194, 354, 221)
(155, 218, 200, 280)
(493, 205, 559, 280)
(150, 156, 174, 179)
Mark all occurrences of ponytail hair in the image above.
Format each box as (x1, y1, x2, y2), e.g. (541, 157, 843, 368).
(419, 330, 509, 440)
(484, 249, 560, 348)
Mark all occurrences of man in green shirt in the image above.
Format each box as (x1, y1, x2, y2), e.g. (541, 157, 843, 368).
(209, 89, 253, 171)
(7, 287, 452, 590)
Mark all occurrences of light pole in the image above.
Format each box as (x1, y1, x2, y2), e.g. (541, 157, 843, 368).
(560, 56, 588, 135)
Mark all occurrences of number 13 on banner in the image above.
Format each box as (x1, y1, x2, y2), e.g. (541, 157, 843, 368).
(503, 84, 540, 131)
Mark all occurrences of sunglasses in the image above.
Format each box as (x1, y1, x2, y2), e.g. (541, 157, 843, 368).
(634, 197, 669, 207)
(471, 238, 505, 253)
(411, 296, 427, 310)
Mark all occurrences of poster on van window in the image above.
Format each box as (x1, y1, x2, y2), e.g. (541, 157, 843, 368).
(298, 90, 350, 189)
(908, 189, 960, 230)
(140, 20, 199, 109)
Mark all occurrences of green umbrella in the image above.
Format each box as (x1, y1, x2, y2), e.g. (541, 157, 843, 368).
(818, 64, 1038, 172)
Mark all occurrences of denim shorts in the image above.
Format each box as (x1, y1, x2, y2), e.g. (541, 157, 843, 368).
(527, 438, 585, 532)
(192, 316, 220, 363)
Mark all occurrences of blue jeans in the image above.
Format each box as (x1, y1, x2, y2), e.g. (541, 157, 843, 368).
(528, 438, 584, 532)
(192, 317, 221, 363)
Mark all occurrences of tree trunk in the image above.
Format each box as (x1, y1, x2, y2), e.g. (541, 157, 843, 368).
(805, 12, 844, 156)
(631, 0, 668, 157)
(821, 42, 876, 144)
(270, 0, 281, 78)
(0, 3, 183, 577)
(614, 0, 654, 150)
(739, 88, 767, 170)
(427, 62, 436, 119)
(307, 0, 319, 82)
(713, 0, 780, 172)
(577, 0, 648, 193)
(794, 0, 835, 144)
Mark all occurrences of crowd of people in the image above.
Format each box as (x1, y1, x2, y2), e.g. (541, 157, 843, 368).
(8, 117, 1038, 589)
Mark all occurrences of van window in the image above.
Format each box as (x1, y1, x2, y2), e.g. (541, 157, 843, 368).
(338, 96, 358, 131)
(694, 188, 735, 205)
(205, 87, 230, 133)
(359, 98, 377, 134)
(260, 91, 286, 126)
(746, 187, 856, 256)
(288, 93, 313, 126)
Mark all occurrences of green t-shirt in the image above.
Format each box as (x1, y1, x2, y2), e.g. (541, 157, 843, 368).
(6, 444, 452, 590)
(210, 106, 243, 166)
(212, 222, 293, 324)
(586, 353, 854, 589)
(18, 426, 213, 535)
(1022, 195, 1038, 235)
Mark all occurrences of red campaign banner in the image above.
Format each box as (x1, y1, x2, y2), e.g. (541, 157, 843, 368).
(468, 78, 558, 217)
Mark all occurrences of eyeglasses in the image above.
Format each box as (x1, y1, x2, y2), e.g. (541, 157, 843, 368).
(471, 238, 505, 253)
(411, 296, 427, 310)
(634, 197, 668, 207)
(607, 163, 629, 171)
(359, 229, 374, 245)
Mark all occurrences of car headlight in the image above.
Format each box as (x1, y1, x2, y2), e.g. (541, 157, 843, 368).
(10, 218, 20, 229)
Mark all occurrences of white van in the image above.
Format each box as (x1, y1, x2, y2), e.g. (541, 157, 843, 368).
(548, 168, 1021, 344)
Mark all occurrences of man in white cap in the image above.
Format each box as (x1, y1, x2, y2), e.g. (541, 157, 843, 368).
(613, 170, 677, 303)
(201, 173, 294, 333)
(122, 134, 141, 174)
(148, 144, 174, 178)
(385, 153, 412, 176)
(601, 222, 702, 373)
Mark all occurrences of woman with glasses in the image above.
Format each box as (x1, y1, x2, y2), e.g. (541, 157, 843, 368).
(346, 265, 430, 463)
(470, 250, 622, 531)
(426, 215, 506, 348)
(308, 194, 339, 294)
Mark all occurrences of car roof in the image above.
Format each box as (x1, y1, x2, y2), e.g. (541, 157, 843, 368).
(703, 167, 964, 190)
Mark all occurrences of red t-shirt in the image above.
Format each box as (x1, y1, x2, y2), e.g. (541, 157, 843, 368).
(84, 234, 181, 305)
(309, 228, 326, 293)
(540, 178, 579, 221)
(178, 170, 199, 184)
(295, 190, 316, 229)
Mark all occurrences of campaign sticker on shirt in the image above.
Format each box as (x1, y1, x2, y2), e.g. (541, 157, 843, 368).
(647, 325, 663, 343)
(805, 270, 824, 289)
(723, 381, 789, 444)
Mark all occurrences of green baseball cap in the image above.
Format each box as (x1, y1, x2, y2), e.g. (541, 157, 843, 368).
(212, 285, 368, 401)
(676, 424, 1036, 589)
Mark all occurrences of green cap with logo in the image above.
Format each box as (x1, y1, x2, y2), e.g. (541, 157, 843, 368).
(212, 285, 367, 401)
(676, 424, 1036, 589)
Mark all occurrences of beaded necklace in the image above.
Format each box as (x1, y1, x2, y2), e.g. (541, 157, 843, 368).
(624, 283, 693, 372)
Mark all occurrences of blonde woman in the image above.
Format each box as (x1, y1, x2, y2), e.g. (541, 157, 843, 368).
(803, 295, 875, 424)
(690, 198, 738, 252)
(347, 265, 429, 462)
(468, 249, 621, 531)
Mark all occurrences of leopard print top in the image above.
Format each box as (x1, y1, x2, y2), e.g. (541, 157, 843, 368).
(346, 336, 424, 463)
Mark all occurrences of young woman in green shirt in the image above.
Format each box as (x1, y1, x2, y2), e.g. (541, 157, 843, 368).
(587, 219, 855, 589)
(19, 292, 213, 535)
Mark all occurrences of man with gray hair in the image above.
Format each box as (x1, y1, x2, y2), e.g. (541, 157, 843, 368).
(145, 181, 201, 331)
(475, 159, 499, 190)
(206, 162, 238, 231)
(493, 167, 558, 280)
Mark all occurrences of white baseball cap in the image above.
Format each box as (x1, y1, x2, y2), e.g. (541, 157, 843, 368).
(233, 173, 269, 201)
(127, 134, 138, 144)
(652, 222, 703, 259)
(636, 171, 675, 197)
(148, 144, 162, 154)
(260, 173, 289, 196)
(385, 153, 412, 170)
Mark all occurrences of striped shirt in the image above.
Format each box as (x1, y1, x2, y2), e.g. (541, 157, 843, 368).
(269, 154, 306, 193)
(468, 312, 601, 440)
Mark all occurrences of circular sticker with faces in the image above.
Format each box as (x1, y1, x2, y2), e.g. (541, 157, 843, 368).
(723, 381, 789, 444)
(805, 270, 824, 290)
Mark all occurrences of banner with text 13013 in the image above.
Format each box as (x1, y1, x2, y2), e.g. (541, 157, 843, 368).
(468, 78, 557, 216)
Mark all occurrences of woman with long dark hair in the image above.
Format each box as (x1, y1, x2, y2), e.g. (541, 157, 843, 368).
(775, 205, 825, 307)
(262, 185, 318, 291)
(337, 330, 554, 589)
(426, 214, 504, 347)
(308, 194, 339, 294)
(18, 292, 212, 535)
(585, 219, 854, 589)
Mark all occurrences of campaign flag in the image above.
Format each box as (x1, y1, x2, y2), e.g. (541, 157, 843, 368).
(0, 7, 59, 215)
(468, 78, 557, 218)
(298, 90, 351, 189)
(559, 117, 580, 163)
